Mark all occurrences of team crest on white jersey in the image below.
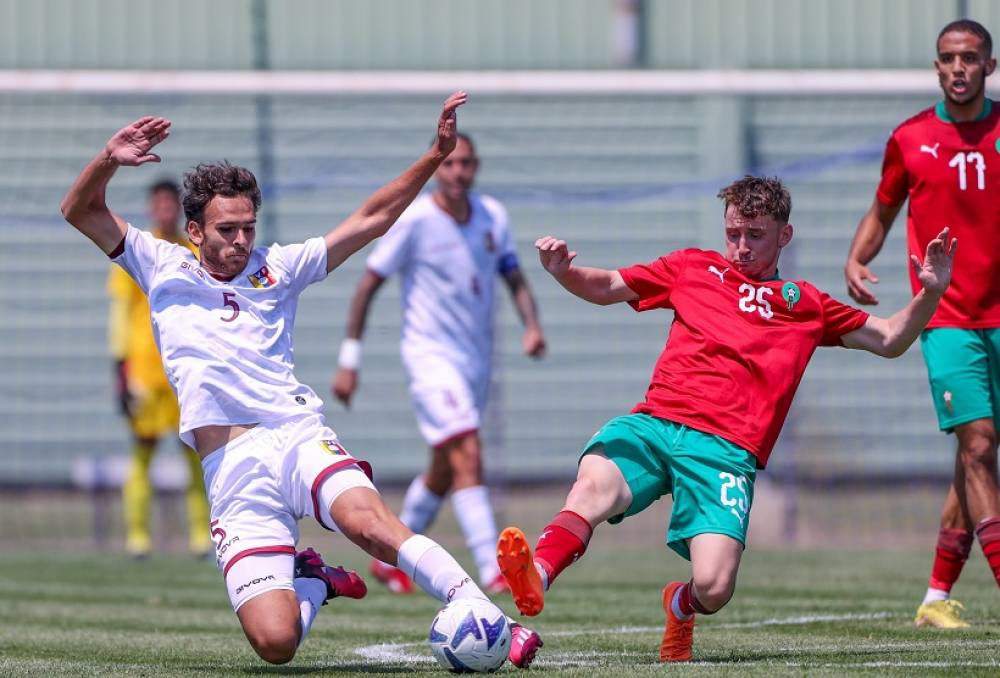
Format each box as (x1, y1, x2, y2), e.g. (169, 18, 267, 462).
(248, 265, 277, 288)
(319, 439, 348, 455)
(920, 142, 940, 159)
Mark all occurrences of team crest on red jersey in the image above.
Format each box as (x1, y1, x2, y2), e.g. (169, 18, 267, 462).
(248, 265, 277, 289)
(484, 232, 496, 252)
(781, 282, 801, 311)
(319, 439, 348, 456)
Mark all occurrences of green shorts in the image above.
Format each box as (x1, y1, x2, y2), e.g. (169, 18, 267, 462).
(581, 413, 757, 561)
(920, 328, 1000, 432)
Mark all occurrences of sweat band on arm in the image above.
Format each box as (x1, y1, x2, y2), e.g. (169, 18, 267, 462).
(338, 338, 362, 370)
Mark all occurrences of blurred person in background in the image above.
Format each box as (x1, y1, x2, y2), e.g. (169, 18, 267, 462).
(107, 179, 211, 558)
(332, 133, 546, 594)
(498, 176, 955, 662)
(844, 18, 1000, 628)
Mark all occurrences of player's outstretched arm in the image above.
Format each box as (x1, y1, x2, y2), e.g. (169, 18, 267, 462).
(502, 269, 546, 358)
(332, 270, 387, 408)
(60, 117, 171, 254)
(322, 91, 468, 273)
(536, 236, 637, 306)
(844, 197, 903, 306)
(842, 228, 956, 357)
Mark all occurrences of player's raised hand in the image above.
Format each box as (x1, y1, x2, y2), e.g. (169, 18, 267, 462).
(106, 116, 171, 166)
(911, 227, 957, 297)
(432, 91, 468, 158)
(536, 236, 577, 278)
(845, 258, 880, 305)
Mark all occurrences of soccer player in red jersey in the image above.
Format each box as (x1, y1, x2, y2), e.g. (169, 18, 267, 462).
(497, 176, 956, 661)
(844, 19, 1000, 628)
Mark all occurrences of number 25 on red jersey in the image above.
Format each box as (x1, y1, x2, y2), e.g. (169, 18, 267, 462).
(738, 282, 774, 320)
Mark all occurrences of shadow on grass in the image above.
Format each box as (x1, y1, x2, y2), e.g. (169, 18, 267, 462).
(218, 664, 430, 675)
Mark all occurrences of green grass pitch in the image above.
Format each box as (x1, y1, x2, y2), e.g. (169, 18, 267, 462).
(1, 540, 998, 676)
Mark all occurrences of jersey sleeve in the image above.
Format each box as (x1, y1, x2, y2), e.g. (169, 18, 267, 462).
(273, 237, 328, 294)
(618, 250, 687, 312)
(818, 291, 870, 346)
(875, 134, 909, 207)
(367, 214, 415, 278)
(112, 225, 170, 294)
(493, 205, 520, 275)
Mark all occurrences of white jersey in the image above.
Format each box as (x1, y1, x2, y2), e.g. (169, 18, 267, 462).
(366, 192, 519, 370)
(112, 225, 328, 447)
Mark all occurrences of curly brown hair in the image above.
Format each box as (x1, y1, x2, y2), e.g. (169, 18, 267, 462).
(717, 175, 791, 224)
(182, 162, 262, 225)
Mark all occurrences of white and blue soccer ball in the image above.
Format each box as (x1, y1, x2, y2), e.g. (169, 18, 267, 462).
(428, 597, 511, 673)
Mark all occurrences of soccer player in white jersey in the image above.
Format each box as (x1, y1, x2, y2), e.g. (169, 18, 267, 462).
(60, 95, 541, 669)
(332, 133, 546, 594)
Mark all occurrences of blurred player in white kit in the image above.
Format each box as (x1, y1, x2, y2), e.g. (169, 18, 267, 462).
(333, 133, 546, 594)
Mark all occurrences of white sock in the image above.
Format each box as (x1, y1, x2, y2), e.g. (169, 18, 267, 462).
(922, 587, 950, 605)
(397, 534, 487, 603)
(399, 475, 445, 534)
(671, 586, 693, 621)
(293, 576, 327, 646)
(451, 485, 500, 584)
(535, 562, 549, 591)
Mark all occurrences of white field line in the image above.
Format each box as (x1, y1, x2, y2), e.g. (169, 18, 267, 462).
(353, 610, 900, 666)
(542, 611, 896, 636)
(786, 660, 1000, 668)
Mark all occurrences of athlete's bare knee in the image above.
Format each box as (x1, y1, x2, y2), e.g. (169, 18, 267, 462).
(447, 434, 482, 489)
(238, 592, 301, 664)
(960, 432, 998, 473)
(692, 571, 736, 613)
(564, 462, 629, 523)
(248, 627, 298, 664)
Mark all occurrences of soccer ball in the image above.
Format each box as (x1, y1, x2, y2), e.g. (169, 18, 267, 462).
(428, 597, 511, 673)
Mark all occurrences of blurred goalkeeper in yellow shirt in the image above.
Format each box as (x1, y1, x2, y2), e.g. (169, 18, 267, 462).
(107, 179, 211, 558)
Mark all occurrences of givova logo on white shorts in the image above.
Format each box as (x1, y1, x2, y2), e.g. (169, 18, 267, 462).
(235, 574, 276, 596)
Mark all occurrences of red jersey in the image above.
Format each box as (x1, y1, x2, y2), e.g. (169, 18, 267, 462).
(876, 100, 1000, 329)
(619, 249, 868, 468)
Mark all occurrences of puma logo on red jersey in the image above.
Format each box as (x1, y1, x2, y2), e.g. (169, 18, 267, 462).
(708, 265, 729, 283)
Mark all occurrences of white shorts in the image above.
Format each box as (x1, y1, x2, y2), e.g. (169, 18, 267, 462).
(201, 413, 376, 609)
(403, 351, 489, 447)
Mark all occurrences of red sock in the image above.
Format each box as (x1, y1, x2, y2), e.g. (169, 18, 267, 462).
(928, 528, 974, 592)
(533, 510, 592, 586)
(975, 517, 1000, 588)
(675, 580, 710, 616)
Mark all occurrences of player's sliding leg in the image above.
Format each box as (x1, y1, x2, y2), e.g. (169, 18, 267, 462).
(122, 437, 156, 558)
(498, 450, 631, 616)
(370, 453, 449, 594)
(181, 444, 212, 556)
(330, 486, 542, 668)
(916, 484, 973, 628)
(661, 534, 742, 662)
(333, 486, 489, 602)
(231, 551, 365, 665)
